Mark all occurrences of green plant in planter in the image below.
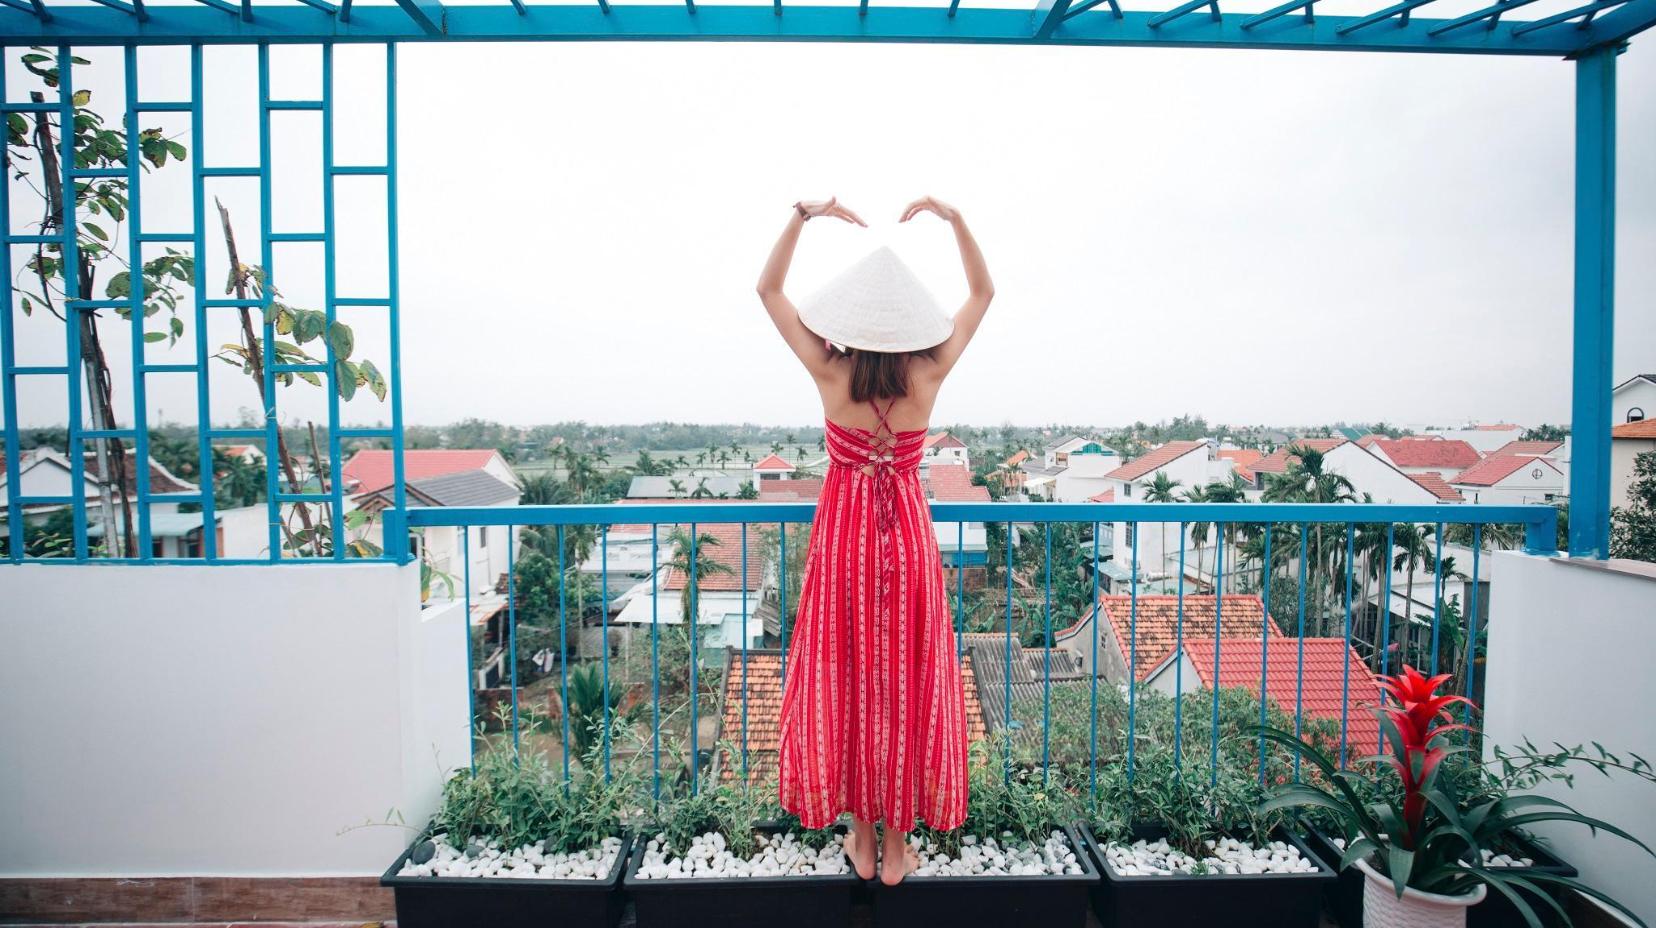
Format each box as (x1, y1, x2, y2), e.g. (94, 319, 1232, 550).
(649, 781, 780, 859)
(1085, 747, 1290, 857)
(917, 733, 1080, 857)
(1260, 665, 1653, 928)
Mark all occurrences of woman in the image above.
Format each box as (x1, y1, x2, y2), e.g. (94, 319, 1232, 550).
(757, 195, 994, 885)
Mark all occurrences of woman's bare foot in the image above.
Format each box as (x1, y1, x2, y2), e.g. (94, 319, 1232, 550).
(845, 822, 877, 880)
(878, 832, 921, 886)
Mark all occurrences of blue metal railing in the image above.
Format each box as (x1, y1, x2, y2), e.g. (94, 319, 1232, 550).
(407, 500, 1557, 795)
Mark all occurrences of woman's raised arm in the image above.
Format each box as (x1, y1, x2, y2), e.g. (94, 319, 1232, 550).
(756, 197, 867, 378)
(900, 196, 994, 378)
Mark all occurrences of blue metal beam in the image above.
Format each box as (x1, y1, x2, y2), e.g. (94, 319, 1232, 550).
(1577, 0, 1656, 46)
(1336, 0, 1436, 34)
(1510, 0, 1626, 35)
(1064, 0, 1122, 20)
(1568, 46, 1615, 559)
(0, 4, 1593, 54)
(393, 0, 444, 34)
(1243, 0, 1316, 30)
(1148, 0, 1220, 29)
(1034, 0, 1076, 37)
(1426, 0, 1544, 36)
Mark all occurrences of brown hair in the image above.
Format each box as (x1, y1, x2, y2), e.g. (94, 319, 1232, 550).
(842, 347, 936, 404)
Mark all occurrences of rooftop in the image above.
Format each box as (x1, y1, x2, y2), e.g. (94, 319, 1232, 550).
(1251, 438, 1347, 476)
(1102, 440, 1207, 483)
(1370, 437, 1483, 469)
(1453, 453, 1563, 487)
(343, 448, 503, 495)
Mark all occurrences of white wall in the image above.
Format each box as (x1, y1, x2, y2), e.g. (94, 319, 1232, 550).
(0, 562, 469, 877)
(1483, 552, 1656, 926)
(1612, 438, 1656, 507)
(1613, 379, 1656, 426)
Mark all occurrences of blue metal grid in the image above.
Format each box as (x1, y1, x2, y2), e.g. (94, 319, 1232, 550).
(1, 42, 404, 563)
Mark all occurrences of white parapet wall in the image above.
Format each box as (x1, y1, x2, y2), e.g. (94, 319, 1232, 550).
(1483, 552, 1656, 926)
(0, 562, 470, 877)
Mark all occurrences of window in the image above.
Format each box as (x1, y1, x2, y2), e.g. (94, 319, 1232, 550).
(479, 526, 488, 548)
(1125, 523, 1136, 546)
(1630, 407, 1646, 423)
(1123, 483, 1132, 498)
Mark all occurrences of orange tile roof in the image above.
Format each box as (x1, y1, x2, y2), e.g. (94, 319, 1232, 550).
(1406, 471, 1463, 502)
(1088, 489, 1115, 503)
(1453, 454, 1560, 487)
(924, 432, 967, 450)
(1371, 438, 1482, 469)
(1217, 449, 1262, 481)
(343, 449, 502, 494)
(1489, 439, 1564, 457)
(660, 522, 767, 591)
(1613, 420, 1656, 439)
(1003, 449, 1030, 468)
(1173, 637, 1382, 752)
(926, 463, 991, 501)
(1103, 440, 1207, 483)
(715, 650, 987, 786)
(1087, 594, 1277, 681)
(1251, 439, 1346, 476)
(753, 453, 795, 471)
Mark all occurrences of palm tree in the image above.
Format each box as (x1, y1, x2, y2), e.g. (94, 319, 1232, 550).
(1390, 523, 1433, 670)
(1262, 445, 1356, 634)
(689, 477, 715, 499)
(1144, 472, 1184, 579)
(1184, 483, 1213, 590)
(668, 478, 686, 498)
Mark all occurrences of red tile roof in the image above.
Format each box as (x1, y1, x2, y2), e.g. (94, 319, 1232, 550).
(1103, 440, 1207, 483)
(1003, 449, 1030, 468)
(1068, 595, 1277, 681)
(1489, 440, 1563, 458)
(1406, 471, 1463, 502)
(752, 453, 795, 471)
(926, 463, 991, 502)
(1453, 454, 1561, 487)
(716, 650, 987, 786)
(1172, 637, 1382, 752)
(1614, 420, 1656, 439)
(759, 478, 824, 501)
(1355, 435, 1385, 449)
(81, 450, 198, 494)
(343, 449, 503, 494)
(1251, 439, 1346, 476)
(1371, 438, 1482, 469)
(923, 432, 967, 450)
(1218, 449, 1262, 481)
(661, 522, 767, 592)
(1088, 489, 1115, 503)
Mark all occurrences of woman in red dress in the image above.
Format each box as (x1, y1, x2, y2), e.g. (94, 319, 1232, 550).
(756, 195, 995, 885)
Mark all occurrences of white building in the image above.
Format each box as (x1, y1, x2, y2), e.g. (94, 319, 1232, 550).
(612, 522, 767, 661)
(1097, 440, 1220, 582)
(1422, 424, 1528, 456)
(1245, 439, 1446, 506)
(1613, 373, 1656, 425)
(1052, 442, 1123, 503)
(1451, 454, 1566, 506)
(1612, 420, 1656, 508)
(0, 447, 206, 558)
(751, 454, 796, 483)
(1363, 437, 1483, 482)
(921, 432, 970, 469)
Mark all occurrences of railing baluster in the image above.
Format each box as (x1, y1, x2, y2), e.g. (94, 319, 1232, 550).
(689, 522, 699, 792)
(508, 523, 520, 758)
(651, 523, 660, 802)
(1467, 524, 1482, 708)
(601, 525, 610, 781)
(1003, 520, 1013, 783)
(558, 524, 570, 787)
(1175, 521, 1186, 773)
(1379, 523, 1395, 753)
(741, 523, 749, 783)
(779, 523, 788, 683)
(1430, 521, 1445, 675)
(1042, 522, 1052, 779)
(1210, 522, 1225, 787)
(1257, 524, 1273, 783)
(1340, 522, 1355, 770)
(1294, 523, 1308, 781)
(956, 521, 965, 661)
(1089, 520, 1100, 796)
(1127, 524, 1139, 784)
(463, 523, 475, 770)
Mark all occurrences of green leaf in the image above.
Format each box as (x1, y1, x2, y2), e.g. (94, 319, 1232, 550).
(166, 140, 187, 160)
(72, 89, 91, 107)
(170, 316, 185, 338)
(294, 310, 326, 345)
(335, 359, 358, 401)
(327, 320, 355, 360)
(105, 270, 132, 300)
(84, 222, 108, 242)
(143, 331, 167, 343)
(1386, 844, 1415, 897)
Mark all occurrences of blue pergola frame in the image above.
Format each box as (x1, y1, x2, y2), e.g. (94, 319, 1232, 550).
(0, 0, 1648, 562)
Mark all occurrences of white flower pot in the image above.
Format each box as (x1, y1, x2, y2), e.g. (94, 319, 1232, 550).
(1356, 857, 1487, 928)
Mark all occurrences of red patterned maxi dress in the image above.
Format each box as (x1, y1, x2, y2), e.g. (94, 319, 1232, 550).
(777, 400, 969, 832)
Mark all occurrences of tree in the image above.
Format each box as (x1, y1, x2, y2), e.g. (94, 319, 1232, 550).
(1610, 451, 1656, 562)
(1144, 472, 1184, 578)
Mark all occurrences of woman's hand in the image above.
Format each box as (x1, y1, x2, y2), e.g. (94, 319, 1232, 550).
(899, 195, 961, 224)
(796, 197, 868, 227)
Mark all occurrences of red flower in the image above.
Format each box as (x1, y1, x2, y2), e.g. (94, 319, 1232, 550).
(1374, 665, 1476, 848)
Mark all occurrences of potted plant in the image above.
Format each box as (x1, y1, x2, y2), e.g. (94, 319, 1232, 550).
(1262, 666, 1652, 928)
(624, 777, 859, 928)
(380, 712, 635, 928)
(871, 735, 1097, 928)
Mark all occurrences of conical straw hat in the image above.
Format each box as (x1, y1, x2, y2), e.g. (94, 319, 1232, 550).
(797, 246, 954, 353)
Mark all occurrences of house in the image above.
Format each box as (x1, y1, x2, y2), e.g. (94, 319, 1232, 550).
(216, 444, 265, 465)
(1422, 424, 1527, 456)
(1052, 593, 1277, 685)
(1052, 442, 1124, 503)
(0, 448, 207, 558)
(341, 447, 515, 495)
(1217, 448, 1262, 485)
(925, 463, 991, 571)
(711, 649, 987, 786)
(1144, 637, 1382, 753)
(959, 633, 1093, 759)
(921, 432, 970, 469)
(613, 521, 768, 662)
(751, 453, 796, 482)
(1246, 439, 1444, 506)
(1365, 438, 1483, 482)
(1451, 454, 1566, 505)
(353, 465, 521, 598)
(1043, 435, 1101, 470)
(1612, 419, 1656, 508)
(628, 473, 749, 498)
(1095, 440, 1217, 580)
(1613, 373, 1656, 425)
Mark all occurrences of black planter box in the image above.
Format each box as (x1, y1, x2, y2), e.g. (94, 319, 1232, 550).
(869, 824, 1098, 928)
(623, 826, 861, 928)
(1302, 824, 1579, 928)
(1081, 824, 1334, 928)
(379, 831, 632, 928)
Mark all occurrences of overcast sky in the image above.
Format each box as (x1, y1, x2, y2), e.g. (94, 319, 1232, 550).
(5, 30, 1653, 431)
